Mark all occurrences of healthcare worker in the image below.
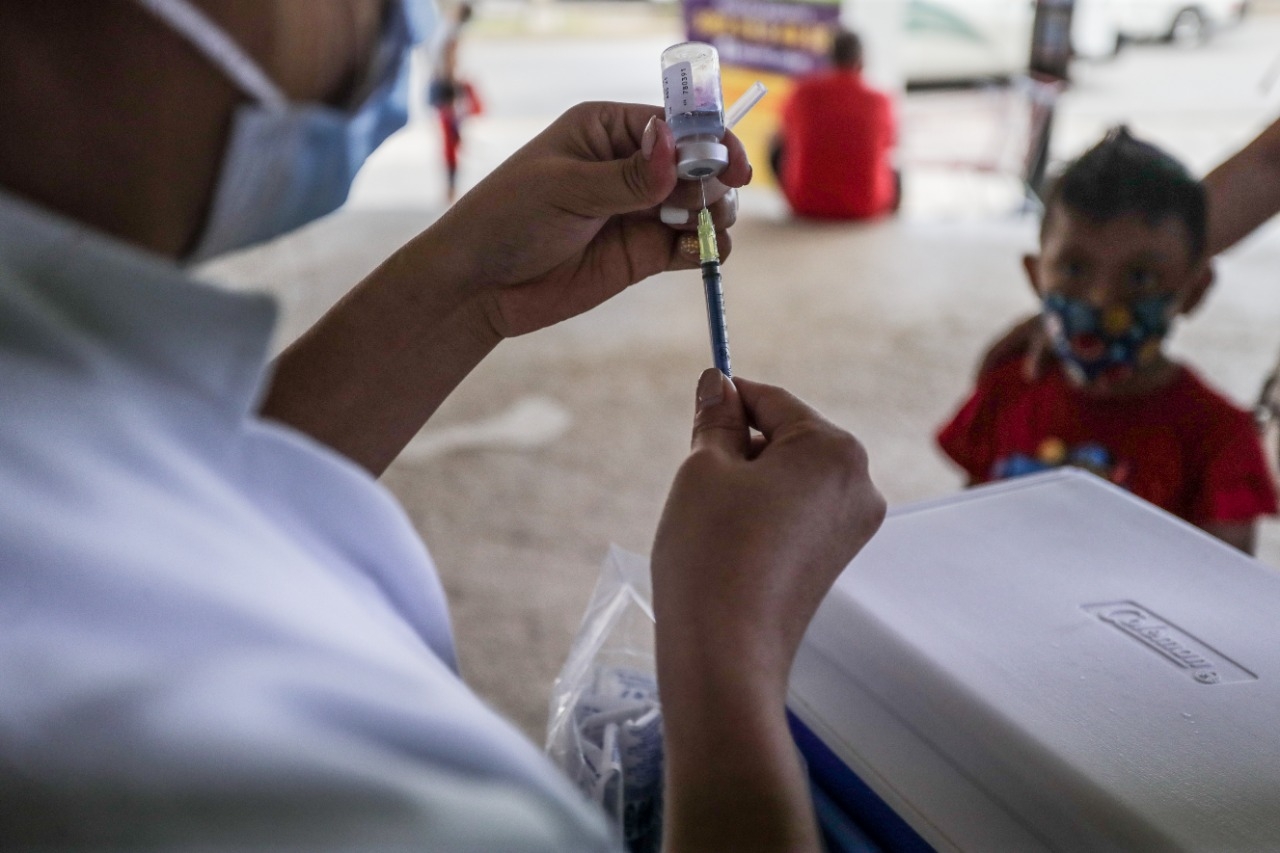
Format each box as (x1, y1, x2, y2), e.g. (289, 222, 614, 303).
(0, 1, 886, 851)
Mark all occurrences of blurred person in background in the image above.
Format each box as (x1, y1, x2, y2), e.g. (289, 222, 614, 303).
(769, 27, 899, 221)
(427, 1, 481, 202)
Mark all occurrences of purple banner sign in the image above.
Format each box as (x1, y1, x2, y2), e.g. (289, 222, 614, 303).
(683, 0, 841, 77)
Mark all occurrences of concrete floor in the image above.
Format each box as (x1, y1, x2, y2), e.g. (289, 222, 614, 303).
(202, 11, 1280, 741)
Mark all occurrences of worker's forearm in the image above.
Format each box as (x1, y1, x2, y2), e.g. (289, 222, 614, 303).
(657, 640, 822, 853)
(260, 228, 501, 477)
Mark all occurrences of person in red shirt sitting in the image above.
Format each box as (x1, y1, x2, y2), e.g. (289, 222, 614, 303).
(769, 28, 898, 220)
(937, 128, 1278, 554)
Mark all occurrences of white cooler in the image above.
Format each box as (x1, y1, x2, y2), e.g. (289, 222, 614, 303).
(788, 469, 1280, 852)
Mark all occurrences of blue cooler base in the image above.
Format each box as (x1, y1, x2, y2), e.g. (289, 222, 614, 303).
(789, 711, 935, 853)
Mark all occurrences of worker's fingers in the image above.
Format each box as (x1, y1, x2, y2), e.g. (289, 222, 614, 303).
(675, 226, 733, 267)
(659, 184, 740, 228)
(731, 376, 831, 442)
(689, 368, 749, 457)
(660, 189, 739, 233)
(558, 110, 680, 218)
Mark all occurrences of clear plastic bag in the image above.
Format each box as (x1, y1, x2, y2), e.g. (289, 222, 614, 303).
(546, 546, 663, 853)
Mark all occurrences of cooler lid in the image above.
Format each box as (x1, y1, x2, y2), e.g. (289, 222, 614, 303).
(793, 469, 1280, 852)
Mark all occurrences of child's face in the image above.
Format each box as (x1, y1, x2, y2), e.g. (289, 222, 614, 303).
(1026, 207, 1213, 392)
(1032, 207, 1204, 307)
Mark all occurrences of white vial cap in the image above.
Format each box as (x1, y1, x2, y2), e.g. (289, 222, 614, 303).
(675, 140, 729, 181)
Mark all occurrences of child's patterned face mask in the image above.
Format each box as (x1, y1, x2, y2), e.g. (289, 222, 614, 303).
(1041, 292, 1175, 388)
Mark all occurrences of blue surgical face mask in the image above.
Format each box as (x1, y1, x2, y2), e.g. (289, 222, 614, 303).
(133, 0, 435, 262)
(1041, 292, 1175, 388)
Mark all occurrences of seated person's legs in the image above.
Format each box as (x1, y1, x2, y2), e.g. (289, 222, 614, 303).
(768, 135, 786, 192)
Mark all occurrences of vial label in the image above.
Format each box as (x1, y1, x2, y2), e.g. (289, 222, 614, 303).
(663, 60, 723, 142)
(662, 61, 695, 120)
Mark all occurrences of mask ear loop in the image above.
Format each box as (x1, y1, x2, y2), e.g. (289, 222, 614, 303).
(130, 0, 288, 111)
(1254, 345, 1280, 481)
(1255, 346, 1280, 426)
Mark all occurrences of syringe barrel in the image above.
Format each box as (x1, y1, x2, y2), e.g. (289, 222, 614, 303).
(701, 260, 731, 377)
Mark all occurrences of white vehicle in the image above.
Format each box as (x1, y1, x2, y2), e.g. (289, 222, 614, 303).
(897, 0, 1245, 85)
(901, 0, 1033, 85)
(1071, 0, 1247, 56)
(1113, 0, 1246, 45)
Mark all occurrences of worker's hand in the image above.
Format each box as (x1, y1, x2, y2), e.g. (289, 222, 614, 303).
(976, 313, 1051, 381)
(426, 101, 751, 338)
(651, 370, 884, 853)
(652, 370, 884, 700)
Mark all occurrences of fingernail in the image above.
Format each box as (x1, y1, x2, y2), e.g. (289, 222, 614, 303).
(723, 188, 738, 213)
(697, 367, 724, 409)
(660, 205, 690, 225)
(746, 163, 754, 185)
(678, 233, 700, 259)
(641, 116, 658, 160)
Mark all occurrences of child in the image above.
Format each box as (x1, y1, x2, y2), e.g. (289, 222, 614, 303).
(937, 128, 1278, 553)
(428, 2, 482, 202)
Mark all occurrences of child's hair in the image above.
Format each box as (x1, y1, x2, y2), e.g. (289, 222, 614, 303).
(1041, 126, 1208, 263)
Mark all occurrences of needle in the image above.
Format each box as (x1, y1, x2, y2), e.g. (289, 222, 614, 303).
(697, 178, 731, 376)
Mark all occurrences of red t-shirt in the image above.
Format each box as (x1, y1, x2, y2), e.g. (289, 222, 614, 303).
(779, 70, 897, 220)
(937, 359, 1278, 525)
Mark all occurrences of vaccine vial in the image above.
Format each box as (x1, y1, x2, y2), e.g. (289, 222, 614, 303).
(660, 42, 729, 181)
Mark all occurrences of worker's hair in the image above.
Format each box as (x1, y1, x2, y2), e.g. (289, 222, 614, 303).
(1042, 126, 1208, 262)
(830, 28, 862, 68)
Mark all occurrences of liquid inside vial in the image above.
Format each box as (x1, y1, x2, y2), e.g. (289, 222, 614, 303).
(667, 109, 724, 140)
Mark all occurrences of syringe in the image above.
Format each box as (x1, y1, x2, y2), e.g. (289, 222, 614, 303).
(697, 180, 731, 377)
(692, 81, 766, 378)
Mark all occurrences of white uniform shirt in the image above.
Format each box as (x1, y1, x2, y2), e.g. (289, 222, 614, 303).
(0, 191, 618, 852)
